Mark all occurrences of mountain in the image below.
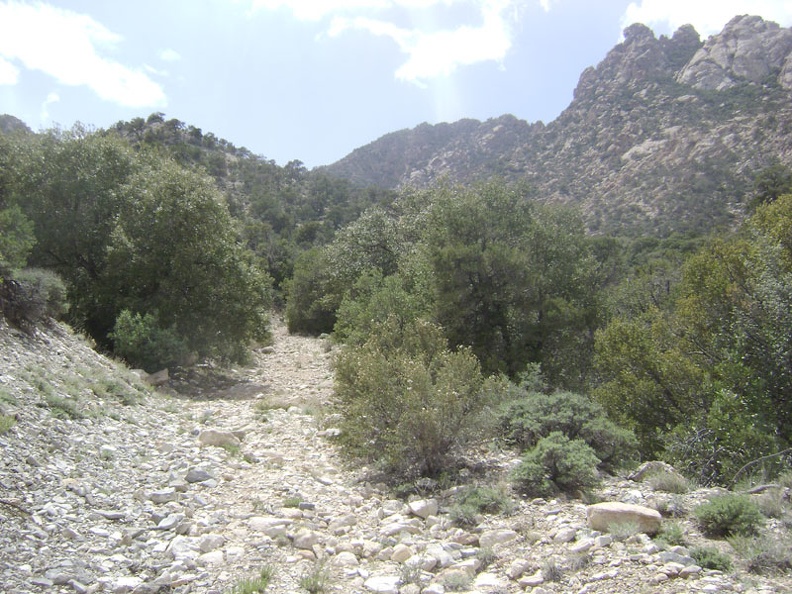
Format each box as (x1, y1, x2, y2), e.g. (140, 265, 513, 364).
(322, 15, 792, 236)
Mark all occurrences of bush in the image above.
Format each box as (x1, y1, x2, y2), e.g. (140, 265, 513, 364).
(499, 390, 637, 472)
(694, 494, 764, 538)
(0, 268, 68, 330)
(334, 317, 493, 480)
(110, 310, 189, 372)
(690, 546, 733, 572)
(450, 484, 514, 526)
(511, 432, 601, 497)
(729, 533, 792, 575)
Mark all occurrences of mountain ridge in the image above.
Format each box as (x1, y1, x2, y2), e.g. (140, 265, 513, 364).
(321, 15, 792, 236)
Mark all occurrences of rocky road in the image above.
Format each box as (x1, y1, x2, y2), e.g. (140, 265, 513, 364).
(1, 317, 790, 594)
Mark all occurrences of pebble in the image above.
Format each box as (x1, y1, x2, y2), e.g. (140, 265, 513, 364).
(1, 319, 790, 594)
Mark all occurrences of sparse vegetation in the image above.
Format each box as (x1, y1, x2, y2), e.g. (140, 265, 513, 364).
(695, 494, 764, 538)
(690, 546, 733, 572)
(228, 565, 274, 594)
(299, 562, 330, 594)
(450, 484, 514, 527)
(729, 533, 792, 575)
(511, 432, 601, 497)
(647, 471, 690, 494)
(0, 414, 16, 434)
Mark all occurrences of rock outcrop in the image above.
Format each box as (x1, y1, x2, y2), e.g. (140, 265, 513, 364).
(323, 15, 792, 236)
(677, 15, 792, 90)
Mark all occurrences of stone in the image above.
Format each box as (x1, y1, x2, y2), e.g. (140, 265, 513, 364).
(390, 544, 413, 563)
(333, 551, 360, 567)
(587, 502, 662, 535)
(185, 468, 213, 483)
(408, 498, 438, 519)
(197, 550, 225, 566)
(363, 575, 400, 594)
(519, 570, 545, 587)
(248, 516, 293, 536)
(506, 558, 531, 579)
(292, 529, 321, 550)
(149, 488, 178, 504)
(198, 429, 241, 448)
(200, 534, 227, 553)
(553, 527, 577, 543)
(478, 528, 518, 549)
(145, 368, 169, 386)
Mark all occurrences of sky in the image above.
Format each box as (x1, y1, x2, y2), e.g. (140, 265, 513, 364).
(1, 1, 792, 167)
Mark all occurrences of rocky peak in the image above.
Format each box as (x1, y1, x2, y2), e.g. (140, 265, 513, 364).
(573, 22, 701, 103)
(677, 14, 792, 90)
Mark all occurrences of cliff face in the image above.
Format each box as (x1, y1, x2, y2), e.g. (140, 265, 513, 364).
(323, 15, 792, 236)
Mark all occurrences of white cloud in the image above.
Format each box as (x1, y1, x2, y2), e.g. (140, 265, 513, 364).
(0, 56, 19, 84)
(253, 0, 519, 85)
(160, 48, 182, 62)
(40, 90, 60, 122)
(0, 1, 166, 108)
(250, 0, 390, 21)
(622, 0, 792, 37)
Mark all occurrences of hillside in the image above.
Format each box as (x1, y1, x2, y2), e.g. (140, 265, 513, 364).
(3, 318, 792, 593)
(322, 15, 792, 236)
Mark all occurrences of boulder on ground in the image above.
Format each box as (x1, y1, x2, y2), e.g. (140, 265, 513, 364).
(587, 502, 661, 535)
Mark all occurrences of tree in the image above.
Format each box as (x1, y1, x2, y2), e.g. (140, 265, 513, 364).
(423, 182, 599, 382)
(105, 157, 272, 364)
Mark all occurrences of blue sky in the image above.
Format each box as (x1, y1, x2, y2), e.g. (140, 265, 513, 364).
(1, 1, 791, 167)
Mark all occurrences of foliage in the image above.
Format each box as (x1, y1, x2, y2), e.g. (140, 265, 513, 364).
(105, 157, 272, 362)
(334, 317, 492, 480)
(299, 561, 330, 594)
(110, 310, 189, 372)
(654, 521, 687, 547)
(423, 182, 600, 382)
(228, 566, 274, 594)
(511, 431, 601, 497)
(499, 389, 637, 472)
(646, 471, 690, 494)
(285, 247, 338, 334)
(0, 414, 16, 434)
(729, 533, 792, 575)
(0, 205, 35, 273)
(690, 546, 733, 572)
(450, 484, 514, 526)
(12, 268, 69, 319)
(0, 268, 68, 330)
(694, 494, 764, 538)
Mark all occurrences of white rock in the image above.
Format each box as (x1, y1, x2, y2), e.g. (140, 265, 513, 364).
(334, 551, 360, 567)
(587, 502, 662, 535)
(479, 528, 518, 549)
(363, 575, 401, 594)
(408, 498, 439, 519)
(197, 550, 225, 566)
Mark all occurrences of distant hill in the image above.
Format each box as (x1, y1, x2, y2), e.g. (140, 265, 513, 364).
(322, 15, 792, 236)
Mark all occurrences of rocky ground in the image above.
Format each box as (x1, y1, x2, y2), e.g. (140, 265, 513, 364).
(1, 316, 791, 594)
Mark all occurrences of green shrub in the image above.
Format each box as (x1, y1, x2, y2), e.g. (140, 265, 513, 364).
(690, 546, 733, 572)
(450, 484, 514, 526)
(728, 533, 792, 575)
(0, 268, 68, 329)
(654, 521, 687, 547)
(228, 565, 274, 594)
(647, 471, 690, 494)
(110, 309, 189, 372)
(511, 432, 601, 497)
(499, 390, 637, 472)
(694, 494, 764, 538)
(299, 561, 330, 594)
(334, 317, 492, 480)
(0, 414, 16, 434)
